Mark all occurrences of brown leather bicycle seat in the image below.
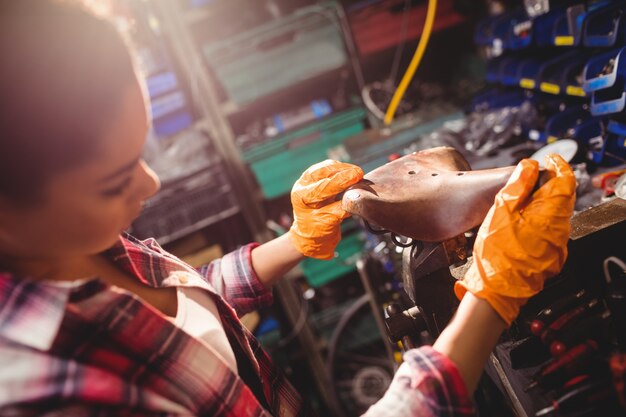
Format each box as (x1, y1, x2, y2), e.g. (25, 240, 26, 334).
(342, 147, 515, 242)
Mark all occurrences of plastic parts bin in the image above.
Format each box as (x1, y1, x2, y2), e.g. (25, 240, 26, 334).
(583, 47, 626, 117)
(583, 1, 626, 48)
(532, 6, 567, 47)
(475, 9, 525, 52)
(537, 50, 587, 95)
(241, 107, 367, 199)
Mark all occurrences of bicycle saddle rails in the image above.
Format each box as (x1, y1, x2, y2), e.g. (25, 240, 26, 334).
(341, 147, 516, 242)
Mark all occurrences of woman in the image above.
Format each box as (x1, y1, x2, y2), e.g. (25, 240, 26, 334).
(0, 1, 575, 416)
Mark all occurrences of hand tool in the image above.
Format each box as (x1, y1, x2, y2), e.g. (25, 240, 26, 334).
(535, 377, 615, 417)
(539, 298, 601, 346)
(525, 340, 599, 392)
(549, 311, 609, 357)
(530, 290, 588, 336)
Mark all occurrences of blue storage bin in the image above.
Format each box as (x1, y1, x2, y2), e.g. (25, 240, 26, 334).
(474, 11, 513, 47)
(150, 90, 187, 119)
(587, 133, 626, 166)
(146, 71, 179, 99)
(537, 50, 587, 95)
(150, 90, 194, 137)
(608, 119, 626, 136)
(153, 111, 193, 137)
(552, 1, 612, 47)
(583, 1, 626, 47)
(532, 7, 567, 47)
(582, 47, 625, 93)
(559, 52, 592, 97)
(503, 10, 534, 51)
(552, 8, 574, 46)
(518, 54, 554, 90)
(499, 54, 532, 86)
(543, 106, 593, 144)
(468, 88, 527, 113)
(485, 55, 507, 83)
(475, 9, 525, 52)
(527, 96, 572, 143)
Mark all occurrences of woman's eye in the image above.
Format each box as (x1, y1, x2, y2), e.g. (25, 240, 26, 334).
(101, 178, 131, 197)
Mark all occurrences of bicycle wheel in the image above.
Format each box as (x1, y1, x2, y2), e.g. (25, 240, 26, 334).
(325, 294, 395, 417)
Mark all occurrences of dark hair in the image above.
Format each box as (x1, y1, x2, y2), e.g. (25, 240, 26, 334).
(0, 0, 138, 204)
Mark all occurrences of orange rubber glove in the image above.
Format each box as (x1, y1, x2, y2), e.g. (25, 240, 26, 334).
(454, 154, 576, 326)
(289, 160, 364, 260)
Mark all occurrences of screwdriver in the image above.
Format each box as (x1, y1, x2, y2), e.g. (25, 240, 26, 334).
(539, 299, 600, 346)
(525, 340, 599, 392)
(535, 378, 615, 417)
(530, 290, 588, 336)
(550, 311, 609, 357)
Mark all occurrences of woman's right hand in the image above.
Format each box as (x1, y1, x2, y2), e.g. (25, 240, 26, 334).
(454, 154, 577, 326)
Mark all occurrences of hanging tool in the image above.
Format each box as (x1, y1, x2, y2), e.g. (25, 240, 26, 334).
(535, 377, 616, 417)
(539, 298, 601, 346)
(530, 290, 588, 336)
(549, 311, 610, 357)
(525, 340, 599, 392)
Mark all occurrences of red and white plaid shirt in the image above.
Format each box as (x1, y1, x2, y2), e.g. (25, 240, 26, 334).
(0, 234, 474, 417)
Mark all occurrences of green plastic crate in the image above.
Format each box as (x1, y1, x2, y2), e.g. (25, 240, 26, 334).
(203, 3, 347, 105)
(241, 107, 367, 199)
(301, 229, 365, 288)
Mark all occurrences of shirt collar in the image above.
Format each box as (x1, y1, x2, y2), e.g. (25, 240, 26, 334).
(0, 235, 131, 350)
(0, 234, 202, 351)
(0, 273, 72, 350)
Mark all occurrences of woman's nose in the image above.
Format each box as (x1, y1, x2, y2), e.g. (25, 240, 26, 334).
(136, 159, 160, 200)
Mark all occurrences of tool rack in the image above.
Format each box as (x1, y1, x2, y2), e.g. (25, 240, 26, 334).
(468, 2, 626, 415)
(483, 198, 626, 417)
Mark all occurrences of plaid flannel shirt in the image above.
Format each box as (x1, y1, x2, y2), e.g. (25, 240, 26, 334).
(0, 234, 474, 417)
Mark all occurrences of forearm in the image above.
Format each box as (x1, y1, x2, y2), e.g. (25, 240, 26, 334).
(250, 233, 305, 288)
(433, 293, 507, 393)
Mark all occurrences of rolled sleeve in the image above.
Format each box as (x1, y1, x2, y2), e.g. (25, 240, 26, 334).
(362, 346, 475, 417)
(198, 243, 273, 316)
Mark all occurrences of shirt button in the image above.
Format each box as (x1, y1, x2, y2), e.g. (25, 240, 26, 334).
(179, 274, 188, 284)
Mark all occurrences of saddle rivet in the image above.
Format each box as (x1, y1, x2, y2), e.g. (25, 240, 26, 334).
(408, 170, 416, 175)
(431, 173, 438, 177)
